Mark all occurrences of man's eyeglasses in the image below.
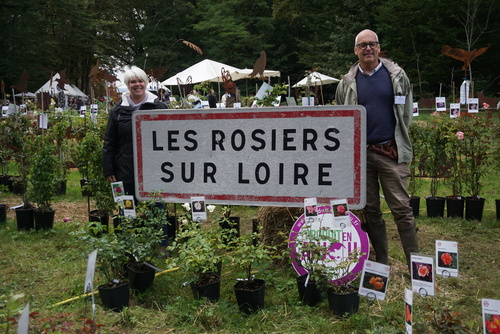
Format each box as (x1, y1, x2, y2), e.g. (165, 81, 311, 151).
(355, 42, 380, 49)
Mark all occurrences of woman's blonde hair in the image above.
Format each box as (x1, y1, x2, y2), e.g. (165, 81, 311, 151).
(123, 66, 148, 87)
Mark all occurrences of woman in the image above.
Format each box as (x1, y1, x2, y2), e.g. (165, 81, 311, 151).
(102, 66, 167, 198)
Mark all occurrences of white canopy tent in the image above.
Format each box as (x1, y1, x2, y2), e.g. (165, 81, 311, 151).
(35, 73, 87, 97)
(292, 72, 339, 88)
(230, 68, 281, 81)
(161, 59, 241, 86)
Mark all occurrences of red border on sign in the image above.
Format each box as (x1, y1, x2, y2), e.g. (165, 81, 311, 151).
(135, 109, 362, 206)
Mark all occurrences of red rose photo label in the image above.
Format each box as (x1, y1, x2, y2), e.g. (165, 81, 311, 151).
(436, 240, 459, 278)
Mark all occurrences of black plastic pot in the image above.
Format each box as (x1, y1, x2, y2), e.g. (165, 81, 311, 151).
(496, 199, 500, 221)
(98, 281, 130, 312)
(190, 273, 221, 302)
(34, 208, 55, 230)
(234, 279, 266, 314)
(446, 196, 464, 219)
(327, 286, 360, 317)
(126, 262, 156, 293)
(426, 196, 445, 218)
(296, 274, 322, 306)
(15, 207, 34, 231)
(465, 197, 486, 221)
(410, 196, 420, 218)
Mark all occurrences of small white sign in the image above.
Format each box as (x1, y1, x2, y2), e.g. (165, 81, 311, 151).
(304, 197, 318, 220)
(80, 105, 87, 117)
(468, 98, 479, 113)
(482, 299, 500, 334)
(1, 106, 8, 116)
(330, 199, 351, 227)
(394, 95, 406, 105)
(84, 250, 97, 293)
(405, 288, 413, 334)
(39, 113, 48, 129)
(233, 102, 241, 108)
(412, 102, 419, 117)
(191, 196, 207, 221)
(302, 97, 314, 106)
(411, 253, 435, 296)
(91, 104, 98, 113)
(450, 103, 461, 118)
(436, 240, 458, 277)
(17, 303, 30, 334)
(359, 260, 390, 301)
(118, 195, 136, 218)
(435, 97, 446, 111)
(111, 181, 125, 202)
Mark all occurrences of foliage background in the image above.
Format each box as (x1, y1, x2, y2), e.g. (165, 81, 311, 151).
(1, 0, 499, 99)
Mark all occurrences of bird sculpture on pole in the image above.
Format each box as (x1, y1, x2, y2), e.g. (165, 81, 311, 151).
(248, 51, 267, 79)
(441, 45, 488, 70)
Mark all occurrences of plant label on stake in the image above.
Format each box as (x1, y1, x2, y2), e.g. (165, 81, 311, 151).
(17, 303, 30, 334)
(413, 102, 419, 117)
(304, 197, 318, 222)
(468, 98, 479, 113)
(436, 240, 458, 278)
(111, 181, 125, 202)
(411, 254, 435, 297)
(191, 196, 206, 221)
(435, 97, 446, 112)
(80, 105, 87, 117)
(450, 103, 461, 118)
(359, 260, 390, 301)
(84, 250, 97, 294)
(482, 298, 500, 334)
(39, 113, 48, 129)
(118, 196, 136, 218)
(1, 106, 7, 116)
(330, 199, 350, 228)
(405, 288, 413, 334)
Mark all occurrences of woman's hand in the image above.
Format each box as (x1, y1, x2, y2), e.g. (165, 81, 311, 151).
(107, 175, 116, 182)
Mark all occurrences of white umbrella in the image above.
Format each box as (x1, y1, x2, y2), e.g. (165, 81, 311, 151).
(161, 59, 241, 86)
(14, 92, 36, 97)
(292, 72, 339, 88)
(230, 68, 281, 81)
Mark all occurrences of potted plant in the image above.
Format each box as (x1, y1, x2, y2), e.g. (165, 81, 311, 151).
(323, 248, 363, 317)
(1, 113, 36, 230)
(118, 198, 165, 293)
(461, 115, 491, 221)
(422, 113, 448, 218)
(444, 121, 466, 219)
(72, 223, 130, 311)
(166, 218, 227, 302)
(46, 113, 72, 195)
(229, 232, 276, 313)
(288, 220, 340, 306)
(408, 121, 427, 218)
(28, 134, 59, 230)
(77, 123, 116, 226)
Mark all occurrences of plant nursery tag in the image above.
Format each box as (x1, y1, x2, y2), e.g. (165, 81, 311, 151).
(111, 181, 125, 202)
(80, 105, 87, 117)
(412, 102, 419, 117)
(359, 260, 390, 301)
(1, 106, 7, 116)
(405, 288, 413, 334)
(17, 303, 30, 334)
(39, 113, 48, 129)
(450, 103, 461, 118)
(84, 250, 97, 293)
(304, 197, 318, 221)
(468, 98, 479, 113)
(482, 298, 500, 334)
(410, 254, 435, 297)
(191, 196, 207, 221)
(435, 97, 446, 111)
(118, 195, 136, 218)
(91, 104, 98, 113)
(289, 209, 370, 284)
(330, 199, 350, 227)
(435, 240, 458, 278)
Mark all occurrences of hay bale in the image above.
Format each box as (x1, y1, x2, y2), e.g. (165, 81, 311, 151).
(257, 206, 303, 266)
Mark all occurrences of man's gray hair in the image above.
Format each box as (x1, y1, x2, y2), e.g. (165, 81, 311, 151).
(355, 29, 379, 45)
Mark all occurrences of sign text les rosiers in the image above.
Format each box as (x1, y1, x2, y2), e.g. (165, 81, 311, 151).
(133, 106, 366, 208)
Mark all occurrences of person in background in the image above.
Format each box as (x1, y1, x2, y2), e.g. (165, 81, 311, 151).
(102, 66, 169, 253)
(335, 29, 418, 270)
(207, 89, 217, 108)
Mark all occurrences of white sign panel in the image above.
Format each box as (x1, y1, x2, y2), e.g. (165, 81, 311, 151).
(133, 106, 366, 208)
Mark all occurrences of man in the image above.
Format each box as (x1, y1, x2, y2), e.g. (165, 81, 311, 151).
(335, 29, 418, 269)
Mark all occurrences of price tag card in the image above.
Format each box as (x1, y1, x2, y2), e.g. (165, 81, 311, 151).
(436, 240, 458, 277)
(118, 195, 136, 218)
(468, 98, 479, 113)
(191, 196, 207, 221)
(405, 288, 413, 334)
(482, 299, 500, 334)
(359, 260, 390, 301)
(111, 181, 125, 202)
(412, 102, 419, 116)
(411, 253, 435, 296)
(304, 197, 318, 221)
(330, 199, 350, 227)
(450, 103, 460, 118)
(435, 97, 446, 111)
